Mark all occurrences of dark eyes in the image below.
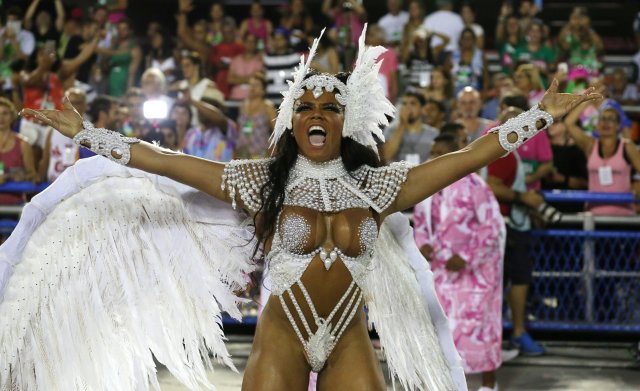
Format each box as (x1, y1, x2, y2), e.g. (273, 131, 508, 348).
(294, 103, 342, 113)
(295, 103, 312, 112)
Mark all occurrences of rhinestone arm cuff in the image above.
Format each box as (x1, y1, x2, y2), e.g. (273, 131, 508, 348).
(488, 104, 554, 153)
(73, 121, 140, 165)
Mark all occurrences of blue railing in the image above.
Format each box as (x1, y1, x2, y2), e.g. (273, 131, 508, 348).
(0, 181, 50, 194)
(505, 190, 640, 333)
(542, 190, 638, 204)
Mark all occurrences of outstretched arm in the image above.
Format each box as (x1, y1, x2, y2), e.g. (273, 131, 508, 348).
(384, 81, 600, 216)
(21, 98, 230, 203)
(563, 100, 595, 156)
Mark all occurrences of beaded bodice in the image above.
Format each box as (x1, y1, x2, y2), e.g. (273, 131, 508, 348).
(222, 156, 411, 214)
(221, 155, 412, 295)
(266, 212, 379, 294)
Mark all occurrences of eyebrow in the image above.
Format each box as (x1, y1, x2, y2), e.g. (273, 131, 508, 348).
(298, 100, 339, 105)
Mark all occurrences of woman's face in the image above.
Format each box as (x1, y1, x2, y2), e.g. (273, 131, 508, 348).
(117, 22, 130, 39)
(171, 106, 191, 128)
(194, 23, 207, 43)
(141, 74, 162, 97)
(0, 106, 13, 131)
(461, 6, 474, 24)
(514, 69, 531, 92)
(251, 3, 263, 18)
(245, 34, 257, 53)
(527, 24, 542, 44)
(151, 33, 163, 50)
(181, 58, 198, 80)
(160, 126, 178, 149)
(409, 2, 421, 19)
(272, 32, 288, 52)
(291, 0, 303, 13)
(36, 11, 51, 28)
(292, 89, 344, 162)
(459, 31, 475, 50)
(506, 16, 519, 34)
(82, 22, 98, 41)
(248, 77, 265, 99)
(596, 109, 620, 137)
(211, 4, 224, 20)
(547, 122, 566, 139)
(431, 70, 445, 89)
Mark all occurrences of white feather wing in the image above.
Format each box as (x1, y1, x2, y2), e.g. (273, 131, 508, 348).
(365, 213, 467, 391)
(0, 157, 255, 390)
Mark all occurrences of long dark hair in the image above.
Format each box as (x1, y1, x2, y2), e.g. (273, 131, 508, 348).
(251, 70, 381, 259)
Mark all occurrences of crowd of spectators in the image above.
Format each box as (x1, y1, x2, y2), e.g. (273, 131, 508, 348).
(0, 2, 639, 387)
(0, 0, 639, 216)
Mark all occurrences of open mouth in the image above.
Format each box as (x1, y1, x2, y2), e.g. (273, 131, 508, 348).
(308, 125, 326, 147)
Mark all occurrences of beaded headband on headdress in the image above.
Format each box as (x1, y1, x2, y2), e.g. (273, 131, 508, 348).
(269, 24, 395, 156)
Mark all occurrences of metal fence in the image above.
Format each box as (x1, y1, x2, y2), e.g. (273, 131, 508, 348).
(524, 191, 640, 333)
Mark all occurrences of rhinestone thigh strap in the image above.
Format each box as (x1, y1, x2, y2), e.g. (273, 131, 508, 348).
(73, 121, 140, 165)
(488, 104, 554, 152)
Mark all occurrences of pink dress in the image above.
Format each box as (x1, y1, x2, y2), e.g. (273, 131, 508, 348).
(228, 55, 264, 100)
(377, 47, 398, 100)
(587, 139, 635, 216)
(413, 173, 505, 373)
(517, 130, 553, 190)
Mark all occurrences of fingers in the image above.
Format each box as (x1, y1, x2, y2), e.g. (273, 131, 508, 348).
(62, 94, 76, 111)
(548, 78, 559, 93)
(20, 108, 56, 127)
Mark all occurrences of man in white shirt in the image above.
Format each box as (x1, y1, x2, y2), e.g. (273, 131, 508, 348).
(377, 0, 409, 46)
(422, 0, 464, 52)
(456, 86, 493, 142)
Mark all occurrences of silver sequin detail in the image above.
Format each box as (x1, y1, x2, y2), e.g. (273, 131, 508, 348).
(358, 217, 378, 254)
(73, 121, 140, 165)
(488, 104, 553, 152)
(280, 214, 311, 254)
(301, 75, 348, 105)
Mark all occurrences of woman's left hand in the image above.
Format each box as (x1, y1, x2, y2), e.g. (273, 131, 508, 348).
(20, 96, 83, 138)
(539, 79, 602, 119)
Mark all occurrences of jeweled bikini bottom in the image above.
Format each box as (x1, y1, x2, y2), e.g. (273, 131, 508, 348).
(278, 280, 363, 372)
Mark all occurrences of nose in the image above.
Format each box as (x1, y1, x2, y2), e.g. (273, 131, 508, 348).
(311, 105, 323, 119)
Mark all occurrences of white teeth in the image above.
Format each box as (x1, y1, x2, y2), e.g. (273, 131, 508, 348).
(308, 125, 326, 134)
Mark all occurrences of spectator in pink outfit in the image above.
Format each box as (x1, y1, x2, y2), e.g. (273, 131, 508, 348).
(414, 133, 506, 391)
(239, 1, 273, 50)
(227, 33, 263, 101)
(366, 25, 398, 102)
(565, 102, 640, 216)
(322, 0, 367, 46)
(517, 130, 553, 191)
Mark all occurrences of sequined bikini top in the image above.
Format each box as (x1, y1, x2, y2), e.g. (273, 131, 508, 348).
(222, 155, 412, 294)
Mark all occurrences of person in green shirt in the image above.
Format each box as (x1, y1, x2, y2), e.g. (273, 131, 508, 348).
(513, 20, 555, 86)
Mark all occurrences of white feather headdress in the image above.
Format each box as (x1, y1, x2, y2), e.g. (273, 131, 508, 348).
(269, 28, 325, 150)
(342, 24, 395, 151)
(270, 24, 395, 155)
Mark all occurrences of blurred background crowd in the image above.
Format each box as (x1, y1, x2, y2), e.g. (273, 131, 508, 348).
(0, 0, 639, 215)
(1, 3, 640, 387)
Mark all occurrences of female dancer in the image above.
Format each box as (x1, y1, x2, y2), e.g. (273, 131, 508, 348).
(9, 28, 599, 391)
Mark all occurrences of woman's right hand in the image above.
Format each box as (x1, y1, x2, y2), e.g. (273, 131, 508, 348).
(20, 95, 84, 139)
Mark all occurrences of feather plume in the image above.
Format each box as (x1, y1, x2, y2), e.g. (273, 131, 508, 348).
(343, 24, 396, 153)
(270, 28, 326, 151)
